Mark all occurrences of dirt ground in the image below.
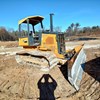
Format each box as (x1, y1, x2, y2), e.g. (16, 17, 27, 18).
(0, 41, 18, 48)
(0, 40, 100, 100)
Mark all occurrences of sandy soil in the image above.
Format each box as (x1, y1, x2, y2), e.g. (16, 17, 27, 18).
(0, 41, 18, 48)
(0, 40, 100, 100)
(66, 39, 100, 49)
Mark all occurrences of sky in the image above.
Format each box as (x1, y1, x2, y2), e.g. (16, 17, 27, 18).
(0, 0, 100, 32)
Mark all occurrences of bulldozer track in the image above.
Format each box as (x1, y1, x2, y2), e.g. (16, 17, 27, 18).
(15, 50, 60, 71)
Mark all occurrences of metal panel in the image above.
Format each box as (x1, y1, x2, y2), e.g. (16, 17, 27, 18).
(68, 48, 86, 90)
(57, 34, 65, 54)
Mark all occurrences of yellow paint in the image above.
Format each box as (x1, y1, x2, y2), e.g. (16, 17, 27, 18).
(67, 44, 84, 63)
(39, 33, 64, 58)
(19, 37, 29, 46)
(66, 44, 84, 54)
(40, 34, 57, 50)
(18, 16, 44, 25)
(74, 44, 84, 52)
(18, 32, 83, 59)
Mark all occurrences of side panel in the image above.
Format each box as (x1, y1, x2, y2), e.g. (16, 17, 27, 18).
(19, 37, 29, 46)
(57, 34, 65, 54)
(41, 33, 58, 53)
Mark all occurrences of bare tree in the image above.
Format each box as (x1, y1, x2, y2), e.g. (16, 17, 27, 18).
(74, 23, 80, 34)
(71, 23, 75, 31)
(0, 27, 15, 41)
(54, 26, 61, 32)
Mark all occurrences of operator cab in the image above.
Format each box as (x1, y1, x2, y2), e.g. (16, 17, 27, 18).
(18, 16, 44, 46)
(18, 15, 65, 55)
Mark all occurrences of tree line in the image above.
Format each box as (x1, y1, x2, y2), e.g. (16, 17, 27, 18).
(0, 24, 100, 41)
(0, 27, 21, 41)
(65, 23, 100, 36)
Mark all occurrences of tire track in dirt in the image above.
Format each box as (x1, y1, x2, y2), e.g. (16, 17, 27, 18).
(0, 48, 99, 100)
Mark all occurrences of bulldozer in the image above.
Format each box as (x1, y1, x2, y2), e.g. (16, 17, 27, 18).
(15, 14, 86, 90)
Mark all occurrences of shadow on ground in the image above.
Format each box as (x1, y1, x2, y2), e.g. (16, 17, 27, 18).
(38, 74, 57, 100)
(84, 57, 100, 82)
(59, 57, 100, 83)
(59, 63, 68, 80)
(76, 37, 97, 41)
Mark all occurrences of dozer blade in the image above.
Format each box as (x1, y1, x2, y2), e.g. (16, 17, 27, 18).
(68, 47, 86, 90)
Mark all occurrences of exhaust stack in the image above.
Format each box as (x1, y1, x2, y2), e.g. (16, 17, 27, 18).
(50, 13, 54, 32)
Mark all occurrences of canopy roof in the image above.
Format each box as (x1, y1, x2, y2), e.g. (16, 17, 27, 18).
(18, 16, 44, 25)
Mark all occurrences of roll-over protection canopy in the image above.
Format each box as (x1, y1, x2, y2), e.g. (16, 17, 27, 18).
(18, 16, 44, 25)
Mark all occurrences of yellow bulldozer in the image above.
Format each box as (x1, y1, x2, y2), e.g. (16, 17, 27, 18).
(15, 14, 86, 90)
